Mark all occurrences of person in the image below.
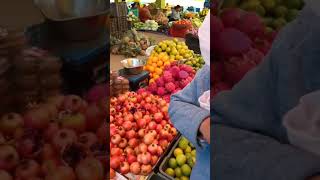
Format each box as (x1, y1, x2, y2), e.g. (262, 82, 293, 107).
(130, 2, 139, 18)
(139, 4, 152, 22)
(213, 0, 320, 179)
(153, 8, 168, 25)
(170, 5, 182, 21)
(169, 12, 210, 180)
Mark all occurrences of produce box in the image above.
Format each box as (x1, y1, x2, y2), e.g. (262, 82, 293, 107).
(159, 136, 197, 180)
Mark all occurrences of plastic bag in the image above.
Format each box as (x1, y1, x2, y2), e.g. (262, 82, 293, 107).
(198, 90, 210, 111)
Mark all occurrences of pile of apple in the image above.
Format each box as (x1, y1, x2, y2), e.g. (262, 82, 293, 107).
(0, 94, 107, 180)
(212, 8, 277, 95)
(110, 91, 178, 177)
(141, 62, 195, 102)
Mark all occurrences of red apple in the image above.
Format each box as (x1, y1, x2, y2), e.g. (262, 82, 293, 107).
(119, 161, 130, 174)
(75, 157, 104, 180)
(0, 145, 19, 170)
(130, 162, 141, 175)
(15, 159, 40, 179)
(0, 113, 24, 135)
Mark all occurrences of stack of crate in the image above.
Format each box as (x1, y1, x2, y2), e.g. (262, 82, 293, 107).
(110, 2, 129, 39)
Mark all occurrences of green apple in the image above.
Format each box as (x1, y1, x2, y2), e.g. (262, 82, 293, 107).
(181, 164, 192, 176)
(176, 154, 187, 166)
(165, 168, 175, 177)
(169, 158, 178, 169)
(175, 167, 182, 177)
(174, 148, 184, 158)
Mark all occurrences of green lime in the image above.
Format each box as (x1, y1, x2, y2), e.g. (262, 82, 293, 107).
(191, 149, 196, 157)
(175, 167, 183, 177)
(261, 0, 275, 11)
(165, 168, 175, 177)
(174, 148, 184, 158)
(284, 0, 301, 9)
(176, 154, 187, 166)
(185, 146, 192, 153)
(181, 164, 192, 176)
(178, 140, 189, 150)
(169, 158, 178, 169)
(272, 18, 287, 30)
(273, 6, 288, 17)
(286, 9, 299, 22)
(175, 178, 180, 180)
(180, 176, 190, 180)
(185, 153, 192, 159)
(187, 157, 195, 168)
(255, 5, 266, 16)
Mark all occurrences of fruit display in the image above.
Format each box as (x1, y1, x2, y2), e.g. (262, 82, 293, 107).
(221, 0, 304, 30)
(183, 54, 205, 71)
(199, 8, 209, 17)
(212, 8, 276, 95)
(133, 20, 159, 31)
(111, 29, 155, 57)
(110, 91, 178, 177)
(127, 12, 139, 23)
(141, 62, 195, 102)
(162, 137, 196, 180)
(171, 20, 192, 30)
(144, 38, 196, 83)
(191, 18, 203, 28)
(0, 94, 108, 180)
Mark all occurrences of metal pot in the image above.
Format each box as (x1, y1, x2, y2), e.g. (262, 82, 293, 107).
(34, 0, 108, 41)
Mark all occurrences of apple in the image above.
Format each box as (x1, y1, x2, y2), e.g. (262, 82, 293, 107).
(60, 113, 86, 133)
(119, 161, 130, 174)
(75, 158, 104, 180)
(0, 170, 12, 180)
(15, 159, 40, 179)
(62, 95, 87, 113)
(85, 104, 104, 131)
(78, 132, 98, 149)
(110, 156, 120, 169)
(140, 152, 151, 165)
(128, 138, 139, 148)
(111, 134, 121, 145)
(0, 145, 19, 170)
(141, 164, 152, 175)
(127, 154, 137, 164)
(130, 162, 141, 175)
(118, 138, 127, 149)
(45, 166, 76, 180)
(0, 113, 24, 135)
(51, 129, 77, 152)
(147, 144, 158, 155)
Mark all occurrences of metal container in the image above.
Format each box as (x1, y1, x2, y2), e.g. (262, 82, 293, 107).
(33, 0, 108, 41)
(121, 58, 146, 75)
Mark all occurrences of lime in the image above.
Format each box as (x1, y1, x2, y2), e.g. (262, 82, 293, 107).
(178, 139, 189, 150)
(191, 149, 196, 157)
(175, 178, 180, 180)
(185, 153, 192, 159)
(262, 17, 274, 26)
(166, 47, 171, 53)
(272, 18, 287, 30)
(286, 9, 299, 22)
(174, 148, 184, 157)
(165, 168, 175, 177)
(261, 0, 275, 10)
(169, 158, 178, 169)
(181, 164, 192, 176)
(273, 6, 288, 17)
(176, 154, 187, 166)
(180, 176, 190, 180)
(175, 167, 182, 177)
(185, 146, 192, 153)
(255, 5, 266, 16)
(284, 0, 301, 9)
(187, 157, 195, 168)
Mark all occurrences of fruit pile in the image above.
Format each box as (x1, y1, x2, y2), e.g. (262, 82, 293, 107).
(142, 62, 195, 102)
(144, 38, 194, 83)
(0, 94, 107, 180)
(164, 137, 196, 180)
(199, 8, 209, 17)
(110, 91, 178, 177)
(222, 0, 304, 31)
(133, 20, 159, 31)
(183, 54, 205, 71)
(212, 8, 276, 95)
(111, 29, 155, 57)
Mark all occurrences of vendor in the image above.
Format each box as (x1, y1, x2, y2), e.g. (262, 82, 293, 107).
(170, 5, 182, 21)
(130, 2, 140, 17)
(139, 4, 152, 22)
(153, 8, 168, 25)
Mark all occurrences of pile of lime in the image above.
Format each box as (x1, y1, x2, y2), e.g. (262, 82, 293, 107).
(184, 54, 205, 71)
(164, 137, 196, 180)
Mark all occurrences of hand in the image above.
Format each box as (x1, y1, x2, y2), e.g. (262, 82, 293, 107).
(199, 117, 210, 144)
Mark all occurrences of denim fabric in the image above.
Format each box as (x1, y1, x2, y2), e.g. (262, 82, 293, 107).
(169, 65, 210, 180)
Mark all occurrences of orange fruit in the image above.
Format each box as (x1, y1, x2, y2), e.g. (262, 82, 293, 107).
(155, 68, 163, 75)
(153, 74, 160, 79)
(164, 61, 171, 66)
(152, 57, 159, 63)
(157, 61, 163, 66)
(162, 55, 169, 62)
(149, 66, 155, 72)
(152, 63, 157, 68)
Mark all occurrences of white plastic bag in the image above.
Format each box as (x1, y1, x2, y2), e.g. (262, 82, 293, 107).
(199, 90, 210, 111)
(198, 11, 210, 66)
(283, 90, 320, 155)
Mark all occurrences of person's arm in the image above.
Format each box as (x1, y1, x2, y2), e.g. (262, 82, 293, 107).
(213, 124, 320, 180)
(169, 65, 210, 147)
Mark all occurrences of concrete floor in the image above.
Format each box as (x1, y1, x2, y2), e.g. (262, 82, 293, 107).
(110, 31, 184, 71)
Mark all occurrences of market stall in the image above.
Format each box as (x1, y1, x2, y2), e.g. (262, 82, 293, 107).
(110, 1, 207, 179)
(0, 1, 109, 180)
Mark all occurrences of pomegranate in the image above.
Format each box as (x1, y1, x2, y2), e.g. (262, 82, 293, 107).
(159, 139, 169, 149)
(111, 134, 121, 145)
(140, 152, 151, 165)
(125, 129, 136, 139)
(147, 143, 158, 155)
(137, 118, 147, 129)
(127, 154, 137, 164)
(119, 161, 130, 174)
(133, 112, 143, 121)
(151, 155, 158, 165)
(110, 168, 115, 179)
(62, 95, 87, 113)
(75, 157, 104, 180)
(144, 133, 155, 145)
(41, 159, 60, 176)
(110, 156, 120, 169)
(44, 122, 59, 141)
(61, 144, 86, 168)
(78, 132, 98, 149)
(138, 129, 145, 138)
(130, 162, 141, 175)
(45, 166, 76, 180)
(118, 138, 127, 149)
(220, 8, 244, 28)
(96, 122, 107, 144)
(141, 164, 152, 175)
(0, 145, 19, 170)
(110, 148, 122, 156)
(15, 159, 40, 179)
(24, 107, 50, 129)
(122, 121, 132, 130)
(157, 146, 164, 155)
(47, 95, 65, 110)
(148, 121, 157, 130)
(117, 127, 125, 137)
(51, 129, 77, 152)
(85, 104, 104, 131)
(124, 147, 134, 155)
(153, 112, 163, 123)
(138, 143, 148, 153)
(16, 135, 42, 158)
(0, 113, 24, 135)
(128, 138, 139, 148)
(60, 112, 86, 133)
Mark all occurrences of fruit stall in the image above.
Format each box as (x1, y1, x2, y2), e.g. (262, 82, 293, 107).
(212, 0, 304, 96)
(0, 1, 109, 180)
